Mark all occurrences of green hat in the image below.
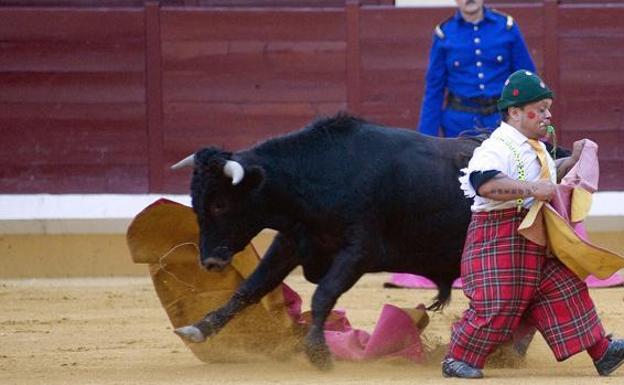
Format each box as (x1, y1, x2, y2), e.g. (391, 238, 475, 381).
(497, 70, 554, 111)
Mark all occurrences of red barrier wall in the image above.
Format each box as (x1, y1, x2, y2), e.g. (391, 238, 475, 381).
(0, 1, 622, 193)
(0, 8, 148, 193)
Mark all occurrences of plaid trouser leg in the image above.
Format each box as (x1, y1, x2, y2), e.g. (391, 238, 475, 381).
(448, 209, 541, 368)
(525, 257, 604, 361)
(447, 208, 605, 368)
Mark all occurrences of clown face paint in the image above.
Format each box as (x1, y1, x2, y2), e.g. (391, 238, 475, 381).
(517, 99, 553, 139)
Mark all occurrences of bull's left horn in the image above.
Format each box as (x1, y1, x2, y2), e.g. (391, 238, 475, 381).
(223, 160, 245, 185)
(170, 154, 195, 170)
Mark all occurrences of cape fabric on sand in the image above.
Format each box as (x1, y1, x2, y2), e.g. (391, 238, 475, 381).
(127, 199, 428, 364)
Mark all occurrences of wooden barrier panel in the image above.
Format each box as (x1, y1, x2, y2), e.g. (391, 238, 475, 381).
(358, 7, 445, 127)
(557, 4, 624, 190)
(0, 0, 391, 6)
(0, 8, 148, 193)
(0, 2, 622, 193)
(159, 8, 348, 192)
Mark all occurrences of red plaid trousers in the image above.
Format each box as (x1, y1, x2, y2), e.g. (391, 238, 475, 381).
(448, 208, 605, 368)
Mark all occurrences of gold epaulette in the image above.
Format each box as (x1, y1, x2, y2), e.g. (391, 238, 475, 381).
(435, 24, 445, 39)
(492, 9, 514, 30)
(434, 16, 452, 40)
(506, 14, 514, 29)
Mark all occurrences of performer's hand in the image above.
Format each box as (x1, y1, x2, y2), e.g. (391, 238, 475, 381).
(530, 180, 556, 201)
(571, 139, 587, 162)
(555, 139, 586, 181)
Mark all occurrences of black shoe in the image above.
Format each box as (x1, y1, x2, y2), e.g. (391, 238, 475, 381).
(442, 357, 483, 379)
(594, 338, 624, 376)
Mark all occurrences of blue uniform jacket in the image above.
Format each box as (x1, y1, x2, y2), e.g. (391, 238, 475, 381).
(418, 7, 536, 137)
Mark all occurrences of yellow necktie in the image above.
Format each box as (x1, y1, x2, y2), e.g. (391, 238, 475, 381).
(527, 139, 551, 181)
(519, 139, 552, 246)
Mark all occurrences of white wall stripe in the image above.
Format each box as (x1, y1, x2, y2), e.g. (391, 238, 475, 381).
(0, 193, 621, 234)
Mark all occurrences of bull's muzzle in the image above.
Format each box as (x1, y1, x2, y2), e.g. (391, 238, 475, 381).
(200, 246, 233, 271)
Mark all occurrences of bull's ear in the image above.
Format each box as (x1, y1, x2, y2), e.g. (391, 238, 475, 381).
(239, 165, 265, 192)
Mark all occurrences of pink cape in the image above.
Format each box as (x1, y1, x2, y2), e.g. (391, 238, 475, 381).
(128, 198, 429, 364)
(281, 284, 428, 363)
(385, 274, 463, 289)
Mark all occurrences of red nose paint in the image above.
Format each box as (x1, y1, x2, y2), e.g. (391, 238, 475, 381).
(527, 111, 536, 119)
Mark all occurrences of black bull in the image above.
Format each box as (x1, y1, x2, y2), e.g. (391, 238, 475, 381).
(171, 114, 487, 369)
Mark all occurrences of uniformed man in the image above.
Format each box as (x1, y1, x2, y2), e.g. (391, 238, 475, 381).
(418, 0, 536, 137)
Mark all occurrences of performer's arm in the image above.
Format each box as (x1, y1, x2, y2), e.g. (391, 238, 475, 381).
(478, 173, 555, 202)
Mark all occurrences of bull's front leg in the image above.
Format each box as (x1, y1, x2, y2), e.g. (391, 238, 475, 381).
(304, 249, 366, 370)
(174, 291, 249, 342)
(175, 234, 298, 343)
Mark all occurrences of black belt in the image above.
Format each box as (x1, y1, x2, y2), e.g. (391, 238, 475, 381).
(447, 93, 498, 115)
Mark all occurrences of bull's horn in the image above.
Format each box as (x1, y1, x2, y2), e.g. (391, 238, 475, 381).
(170, 154, 195, 170)
(223, 160, 245, 185)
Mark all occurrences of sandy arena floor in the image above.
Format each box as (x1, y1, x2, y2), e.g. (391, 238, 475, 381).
(2, 272, 624, 385)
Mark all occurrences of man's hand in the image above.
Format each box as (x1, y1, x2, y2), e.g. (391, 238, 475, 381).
(529, 180, 556, 201)
(556, 138, 587, 181)
(570, 139, 587, 162)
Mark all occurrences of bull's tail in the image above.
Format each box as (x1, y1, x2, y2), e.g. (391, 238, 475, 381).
(426, 281, 452, 311)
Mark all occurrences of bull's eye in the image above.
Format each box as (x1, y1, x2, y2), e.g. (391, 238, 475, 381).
(210, 199, 229, 216)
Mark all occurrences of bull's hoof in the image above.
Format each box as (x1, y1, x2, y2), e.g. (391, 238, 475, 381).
(304, 344, 333, 371)
(174, 325, 207, 343)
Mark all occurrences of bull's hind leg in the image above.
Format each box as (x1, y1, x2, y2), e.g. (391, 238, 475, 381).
(175, 234, 298, 343)
(304, 248, 366, 370)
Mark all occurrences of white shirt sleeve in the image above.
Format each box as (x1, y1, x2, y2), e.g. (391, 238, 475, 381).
(458, 138, 512, 198)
